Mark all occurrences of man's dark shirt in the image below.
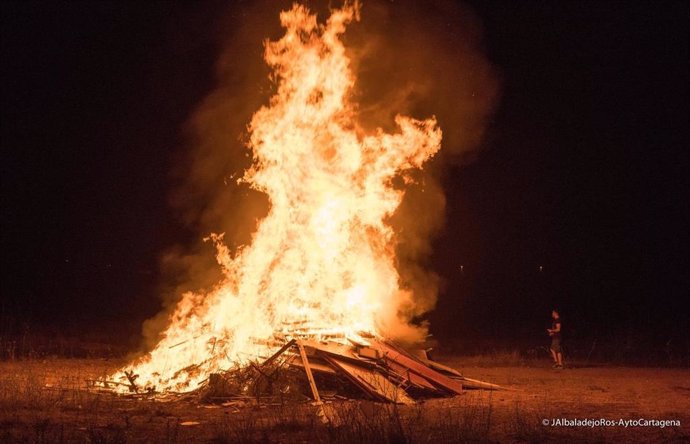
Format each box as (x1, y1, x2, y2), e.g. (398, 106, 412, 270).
(552, 317, 562, 339)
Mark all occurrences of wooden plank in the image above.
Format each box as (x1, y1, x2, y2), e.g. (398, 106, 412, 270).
(420, 359, 463, 378)
(357, 347, 383, 360)
(321, 355, 378, 401)
(323, 355, 414, 405)
(289, 359, 338, 375)
(370, 340, 463, 395)
(301, 340, 361, 359)
(385, 360, 439, 391)
(296, 341, 322, 404)
(301, 340, 376, 367)
(382, 340, 428, 364)
(456, 376, 504, 391)
(295, 341, 332, 425)
(260, 339, 296, 368)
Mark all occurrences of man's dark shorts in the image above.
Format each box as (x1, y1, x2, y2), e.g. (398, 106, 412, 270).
(551, 337, 561, 353)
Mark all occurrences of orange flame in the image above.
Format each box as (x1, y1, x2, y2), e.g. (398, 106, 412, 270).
(113, 2, 441, 393)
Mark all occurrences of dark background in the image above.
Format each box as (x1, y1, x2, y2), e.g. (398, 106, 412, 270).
(1, 1, 687, 359)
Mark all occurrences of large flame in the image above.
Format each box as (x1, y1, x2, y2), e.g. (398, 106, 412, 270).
(113, 3, 441, 393)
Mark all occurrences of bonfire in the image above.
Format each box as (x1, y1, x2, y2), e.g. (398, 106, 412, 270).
(104, 2, 498, 405)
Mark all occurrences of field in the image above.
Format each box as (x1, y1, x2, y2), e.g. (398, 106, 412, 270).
(0, 356, 688, 443)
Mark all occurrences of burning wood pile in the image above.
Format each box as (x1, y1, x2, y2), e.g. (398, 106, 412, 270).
(104, 3, 498, 405)
(201, 337, 501, 406)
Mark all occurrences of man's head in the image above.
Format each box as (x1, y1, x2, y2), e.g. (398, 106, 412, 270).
(552, 309, 560, 319)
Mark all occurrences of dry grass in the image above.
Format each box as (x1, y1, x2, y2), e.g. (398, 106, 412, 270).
(0, 358, 499, 443)
(0, 357, 688, 443)
(207, 398, 495, 444)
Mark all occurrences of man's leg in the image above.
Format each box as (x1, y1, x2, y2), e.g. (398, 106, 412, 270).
(551, 338, 562, 367)
(553, 338, 563, 367)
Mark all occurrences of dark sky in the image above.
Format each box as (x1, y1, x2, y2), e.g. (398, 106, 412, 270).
(1, 1, 687, 348)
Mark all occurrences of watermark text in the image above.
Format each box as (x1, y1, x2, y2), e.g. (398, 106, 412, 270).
(542, 418, 681, 428)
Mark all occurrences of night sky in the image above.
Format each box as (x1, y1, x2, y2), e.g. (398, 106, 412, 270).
(1, 2, 687, 352)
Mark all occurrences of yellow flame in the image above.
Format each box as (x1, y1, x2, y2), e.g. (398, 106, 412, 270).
(112, 2, 441, 393)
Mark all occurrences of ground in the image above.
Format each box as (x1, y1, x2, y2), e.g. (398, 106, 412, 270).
(0, 357, 687, 443)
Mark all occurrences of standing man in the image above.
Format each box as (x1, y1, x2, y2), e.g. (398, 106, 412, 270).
(547, 309, 563, 368)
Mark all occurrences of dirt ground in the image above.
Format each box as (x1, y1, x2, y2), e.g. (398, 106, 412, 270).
(0, 357, 687, 443)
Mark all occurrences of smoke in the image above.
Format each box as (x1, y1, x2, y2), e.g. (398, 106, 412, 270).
(344, 0, 500, 341)
(143, 0, 498, 348)
(141, 2, 283, 350)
